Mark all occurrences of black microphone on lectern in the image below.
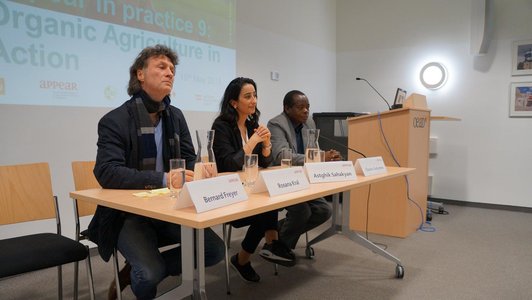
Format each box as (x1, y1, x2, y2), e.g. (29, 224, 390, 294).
(319, 134, 367, 158)
(355, 77, 392, 110)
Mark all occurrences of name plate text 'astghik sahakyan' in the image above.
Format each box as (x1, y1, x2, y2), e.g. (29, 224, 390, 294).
(174, 174, 247, 213)
(304, 161, 357, 183)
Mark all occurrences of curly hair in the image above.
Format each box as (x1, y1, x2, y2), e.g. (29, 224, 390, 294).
(283, 90, 305, 112)
(218, 77, 261, 127)
(127, 44, 179, 96)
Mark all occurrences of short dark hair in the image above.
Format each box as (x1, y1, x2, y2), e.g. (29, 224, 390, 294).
(283, 90, 306, 112)
(127, 44, 179, 96)
(218, 77, 261, 127)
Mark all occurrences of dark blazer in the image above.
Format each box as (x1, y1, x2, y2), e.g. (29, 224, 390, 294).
(88, 97, 196, 261)
(211, 116, 272, 172)
(267, 112, 316, 166)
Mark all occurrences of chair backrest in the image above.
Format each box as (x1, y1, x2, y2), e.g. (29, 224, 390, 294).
(71, 161, 99, 217)
(0, 162, 56, 225)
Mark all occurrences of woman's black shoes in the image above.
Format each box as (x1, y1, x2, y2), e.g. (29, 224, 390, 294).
(230, 254, 261, 282)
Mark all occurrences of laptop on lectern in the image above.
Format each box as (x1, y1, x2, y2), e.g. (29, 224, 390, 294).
(391, 88, 407, 109)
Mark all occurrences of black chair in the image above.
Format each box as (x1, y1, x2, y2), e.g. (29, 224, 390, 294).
(0, 162, 95, 300)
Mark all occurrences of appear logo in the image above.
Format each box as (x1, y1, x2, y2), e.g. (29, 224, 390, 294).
(39, 80, 78, 90)
(0, 78, 4, 95)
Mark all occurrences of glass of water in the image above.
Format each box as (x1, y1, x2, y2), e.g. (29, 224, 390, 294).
(169, 159, 186, 199)
(318, 150, 325, 162)
(243, 154, 259, 188)
(280, 148, 293, 168)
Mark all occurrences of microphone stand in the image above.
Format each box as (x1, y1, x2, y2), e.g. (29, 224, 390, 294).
(319, 134, 367, 158)
(355, 77, 392, 110)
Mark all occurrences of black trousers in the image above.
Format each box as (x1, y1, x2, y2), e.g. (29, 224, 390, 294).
(231, 210, 278, 254)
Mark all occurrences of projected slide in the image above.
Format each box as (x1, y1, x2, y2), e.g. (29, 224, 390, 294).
(0, 0, 236, 111)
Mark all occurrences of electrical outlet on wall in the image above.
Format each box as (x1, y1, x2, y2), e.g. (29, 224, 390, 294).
(270, 71, 280, 81)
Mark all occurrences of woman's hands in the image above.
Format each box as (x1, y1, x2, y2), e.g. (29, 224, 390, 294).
(252, 124, 271, 146)
(244, 124, 271, 156)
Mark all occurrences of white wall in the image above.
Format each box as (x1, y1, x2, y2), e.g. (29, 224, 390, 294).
(6, 0, 529, 241)
(0, 0, 337, 239)
(336, 0, 532, 207)
(236, 0, 337, 122)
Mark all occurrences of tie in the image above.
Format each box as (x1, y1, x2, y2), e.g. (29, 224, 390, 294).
(295, 124, 304, 154)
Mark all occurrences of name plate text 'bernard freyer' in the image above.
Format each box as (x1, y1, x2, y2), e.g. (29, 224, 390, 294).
(174, 174, 247, 213)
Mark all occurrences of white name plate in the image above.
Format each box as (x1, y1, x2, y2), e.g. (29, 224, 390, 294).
(304, 161, 357, 183)
(175, 174, 247, 213)
(251, 166, 309, 197)
(354, 156, 387, 176)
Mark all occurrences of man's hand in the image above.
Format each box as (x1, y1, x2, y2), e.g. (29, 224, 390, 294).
(185, 169, 195, 182)
(325, 149, 342, 161)
(191, 163, 216, 180)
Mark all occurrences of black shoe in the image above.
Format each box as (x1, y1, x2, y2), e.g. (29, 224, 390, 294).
(259, 240, 296, 267)
(230, 254, 260, 282)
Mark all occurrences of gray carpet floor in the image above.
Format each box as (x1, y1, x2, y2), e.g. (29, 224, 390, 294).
(1, 203, 531, 300)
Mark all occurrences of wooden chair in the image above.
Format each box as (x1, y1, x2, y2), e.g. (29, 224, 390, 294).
(71, 160, 181, 299)
(71, 160, 125, 300)
(0, 162, 95, 300)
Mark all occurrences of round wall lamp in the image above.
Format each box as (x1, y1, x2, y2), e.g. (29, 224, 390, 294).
(419, 62, 448, 90)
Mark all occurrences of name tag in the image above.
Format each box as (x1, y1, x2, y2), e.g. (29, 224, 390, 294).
(304, 161, 357, 183)
(354, 156, 387, 176)
(251, 166, 309, 197)
(174, 174, 247, 213)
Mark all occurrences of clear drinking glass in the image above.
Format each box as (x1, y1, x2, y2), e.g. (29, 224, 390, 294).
(318, 150, 325, 162)
(280, 148, 293, 168)
(305, 128, 321, 163)
(169, 159, 186, 199)
(194, 130, 218, 180)
(243, 154, 259, 188)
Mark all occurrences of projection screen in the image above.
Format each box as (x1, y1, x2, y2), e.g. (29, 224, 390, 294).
(0, 0, 236, 112)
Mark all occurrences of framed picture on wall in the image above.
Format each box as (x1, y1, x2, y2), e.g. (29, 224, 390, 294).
(512, 40, 532, 76)
(509, 82, 532, 117)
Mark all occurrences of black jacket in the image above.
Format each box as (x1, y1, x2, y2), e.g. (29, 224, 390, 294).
(211, 116, 272, 173)
(88, 97, 195, 261)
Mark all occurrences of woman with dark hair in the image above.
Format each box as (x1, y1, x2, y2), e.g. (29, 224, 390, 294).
(212, 77, 295, 283)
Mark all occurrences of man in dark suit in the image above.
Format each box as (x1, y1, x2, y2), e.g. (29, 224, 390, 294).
(89, 44, 224, 300)
(267, 90, 341, 250)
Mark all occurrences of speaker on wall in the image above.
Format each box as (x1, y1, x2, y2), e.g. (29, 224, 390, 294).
(470, 0, 493, 56)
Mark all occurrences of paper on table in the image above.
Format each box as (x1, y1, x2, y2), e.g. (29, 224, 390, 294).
(133, 187, 170, 198)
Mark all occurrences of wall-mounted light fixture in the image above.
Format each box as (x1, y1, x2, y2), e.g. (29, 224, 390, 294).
(419, 62, 448, 90)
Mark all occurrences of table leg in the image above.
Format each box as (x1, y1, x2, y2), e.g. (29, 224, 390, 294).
(157, 225, 194, 299)
(307, 190, 404, 275)
(307, 193, 342, 247)
(193, 228, 207, 300)
(340, 191, 402, 265)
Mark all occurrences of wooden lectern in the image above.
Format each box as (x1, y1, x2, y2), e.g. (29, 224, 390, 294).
(347, 107, 430, 238)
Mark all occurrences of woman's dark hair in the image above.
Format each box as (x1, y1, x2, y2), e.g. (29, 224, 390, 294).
(127, 44, 179, 96)
(218, 77, 260, 127)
